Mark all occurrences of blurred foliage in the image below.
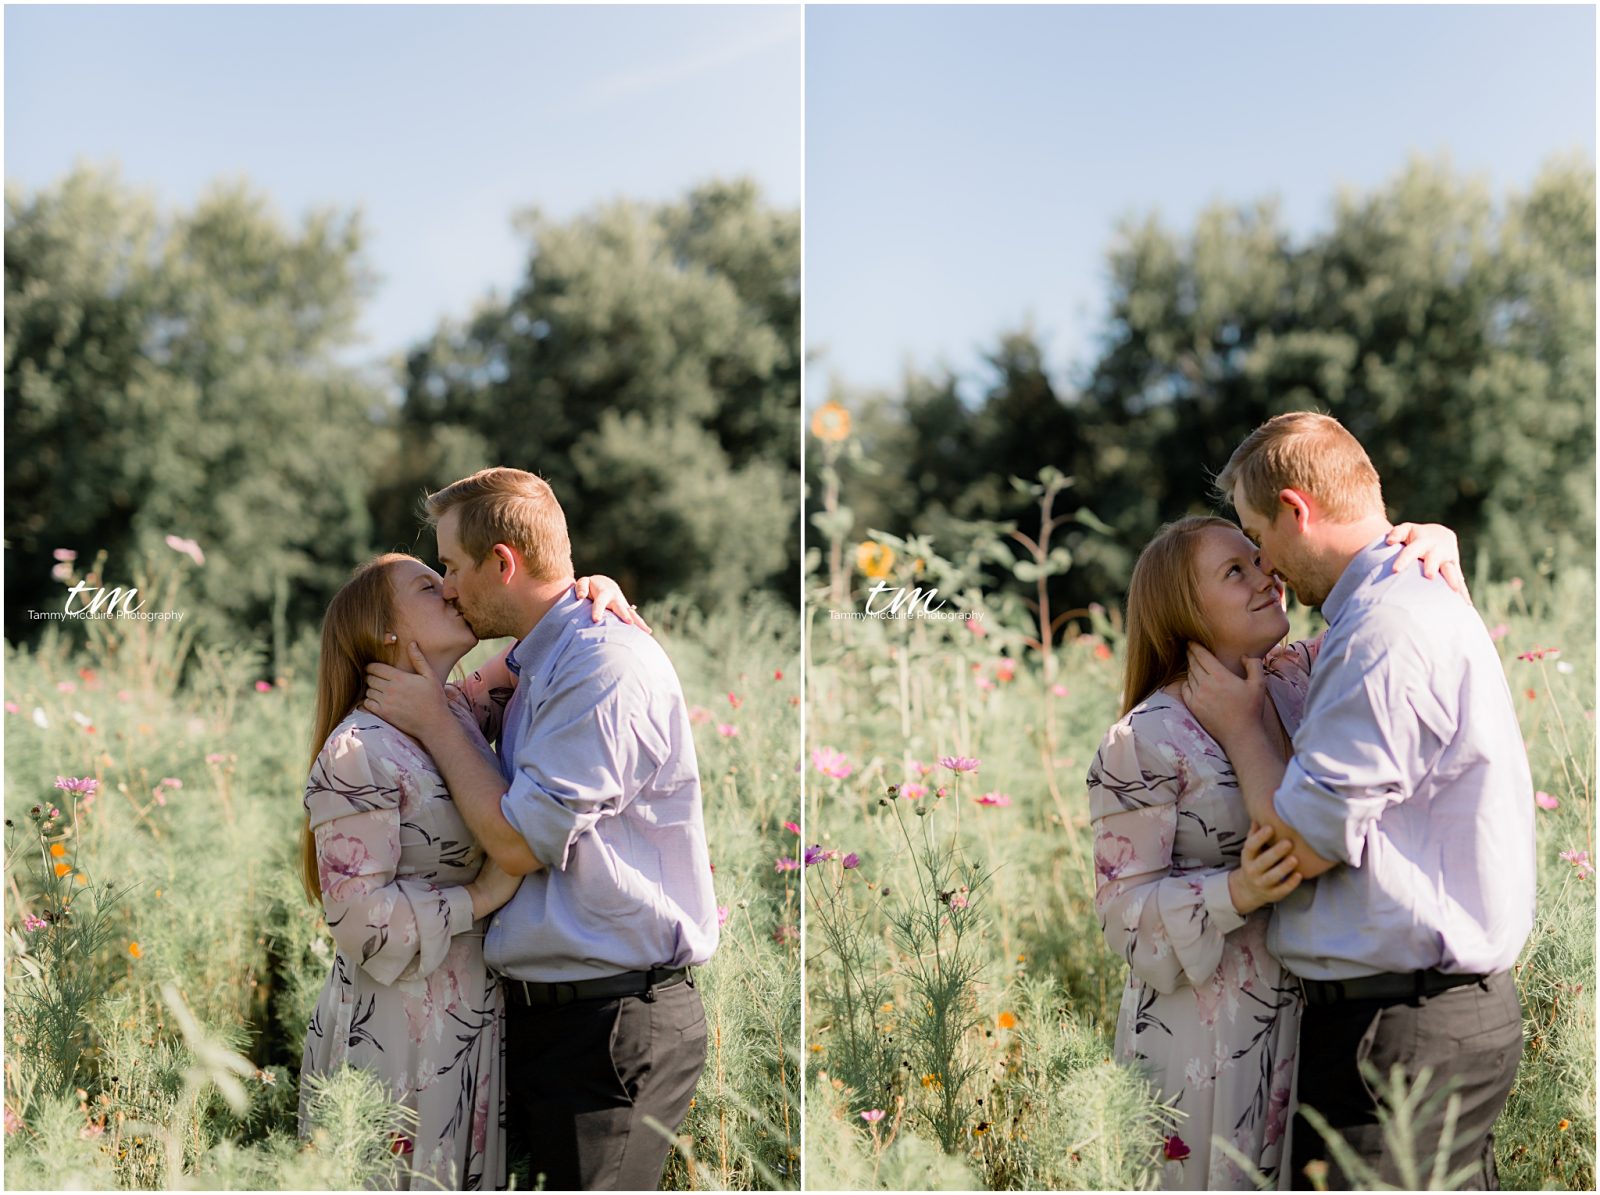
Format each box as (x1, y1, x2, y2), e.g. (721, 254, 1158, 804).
(814, 155, 1595, 616)
(389, 178, 799, 607)
(6, 167, 799, 650)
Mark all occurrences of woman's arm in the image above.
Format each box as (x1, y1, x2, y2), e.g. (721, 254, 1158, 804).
(1087, 720, 1248, 994)
(307, 728, 486, 983)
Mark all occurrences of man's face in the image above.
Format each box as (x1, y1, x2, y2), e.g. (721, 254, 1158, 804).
(435, 508, 512, 640)
(1232, 481, 1326, 607)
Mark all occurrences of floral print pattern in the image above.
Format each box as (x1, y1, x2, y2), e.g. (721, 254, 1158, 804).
(299, 657, 515, 1191)
(1087, 636, 1321, 1190)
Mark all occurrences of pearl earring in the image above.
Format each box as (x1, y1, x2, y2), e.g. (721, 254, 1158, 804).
(385, 634, 397, 644)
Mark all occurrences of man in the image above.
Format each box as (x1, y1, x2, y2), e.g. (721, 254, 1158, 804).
(1180, 412, 1533, 1190)
(363, 466, 718, 1191)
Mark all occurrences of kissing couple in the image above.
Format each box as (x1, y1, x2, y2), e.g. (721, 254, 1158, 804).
(295, 467, 720, 1191)
(1089, 413, 1533, 1190)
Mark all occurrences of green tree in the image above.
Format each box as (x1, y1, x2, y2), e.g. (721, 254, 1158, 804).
(391, 179, 798, 607)
(5, 165, 387, 644)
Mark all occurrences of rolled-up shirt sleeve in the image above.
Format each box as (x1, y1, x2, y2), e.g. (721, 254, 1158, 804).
(501, 650, 653, 871)
(1276, 633, 1423, 868)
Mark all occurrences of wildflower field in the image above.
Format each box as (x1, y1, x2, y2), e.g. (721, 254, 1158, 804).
(803, 531, 1596, 1191)
(3, 584, 800, 1190)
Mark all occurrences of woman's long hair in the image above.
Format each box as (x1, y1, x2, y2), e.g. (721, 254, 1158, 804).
(1120, 516, 1238, 716)
(300, 553, 417, 906)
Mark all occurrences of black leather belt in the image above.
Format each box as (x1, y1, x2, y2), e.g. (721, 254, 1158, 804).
(1299, 968, 1489, 1006)
(508, 966, 690, 1008)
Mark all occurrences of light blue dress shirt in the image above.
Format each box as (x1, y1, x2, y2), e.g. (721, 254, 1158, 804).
(1269, 537, 1536, 981)
(484, 590, 719, 982)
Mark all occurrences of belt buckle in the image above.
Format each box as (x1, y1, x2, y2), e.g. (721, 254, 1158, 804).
(553, 982, 578, 1007)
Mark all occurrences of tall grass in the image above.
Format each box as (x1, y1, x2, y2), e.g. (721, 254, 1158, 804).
(3, 588, 799, 1189)
(805, 557, 1595, 1190)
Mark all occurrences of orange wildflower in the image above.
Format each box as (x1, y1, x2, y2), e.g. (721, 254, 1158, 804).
(54, 862, 71, 878)
(810, 400, 851, 443)
(127, 943, 142, 959)
(997, 1010, 1018, 1029)
(49, 843, 65, 858)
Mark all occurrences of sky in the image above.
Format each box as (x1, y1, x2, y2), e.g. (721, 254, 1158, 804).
(6, 4, 801, 370)
(806, 4, 1596, 401)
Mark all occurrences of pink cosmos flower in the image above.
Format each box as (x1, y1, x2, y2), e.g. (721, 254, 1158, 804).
(1535, 791, 1560, 811)
(716, 906, 729, 926)
(717, 723, 738, 738)
(1051, 683, 1069, 698)
(255, 680, 273, 692)
(55, 681, 76, 694)
(1559, 849, 1593, 880)
(860, 1109, 885, 1124)
(688, 706, 712, 725)
(1488, 623, 1510, 642)
(3, 702, 17, 715)
(842, 853, 860, 869)
(939, 755, 981, 774)
(775, 857, 799, 873)
(783, 820, 801, 834)
(53, 777, 99, 797)
(23, 914, 46, 932)
(974, 792, 1012, 807)
(1517, 646, 1561, 662)
(727, 692, 743, 709)
(967, 618, 987, 638)
(812, 747, 853, 779)
(996, 658, 1017, 682)
(901, 783, 929, 801)
(205, 752, 230, 764)
(976, 676, 996, 691)
(165, 535, 205, 566)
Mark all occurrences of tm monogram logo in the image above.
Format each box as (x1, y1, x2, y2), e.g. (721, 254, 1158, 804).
(65, 582, 144, 618)
(863, 581, 946, 618)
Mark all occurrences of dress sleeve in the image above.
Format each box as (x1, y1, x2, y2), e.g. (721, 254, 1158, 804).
(1086, 714, 1247, 994)
(447, 647, 517, 745)
(305, 724, 477, 985)
(1265, 631, 1326, 692)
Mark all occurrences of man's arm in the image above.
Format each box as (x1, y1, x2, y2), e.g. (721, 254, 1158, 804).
(364, 644, 543, 875)
(1181, 647, 1339, 878)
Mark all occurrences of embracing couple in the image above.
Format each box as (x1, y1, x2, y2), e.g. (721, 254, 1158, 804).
(1089, 413, 1533, 1190)
(294, 467, 719, 1191)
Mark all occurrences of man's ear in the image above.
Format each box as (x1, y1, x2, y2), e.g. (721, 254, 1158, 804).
(492, 543, 519, 585)
(1277, 488, 1314, 533)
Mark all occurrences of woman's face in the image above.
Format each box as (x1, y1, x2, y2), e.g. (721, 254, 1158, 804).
(1191, 526, 1290, 662)
(386, 560, 477, 663)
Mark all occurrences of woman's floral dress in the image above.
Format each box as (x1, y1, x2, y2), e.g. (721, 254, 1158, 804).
(299, 656, 515, 1191)
(1087, 637, 1321, 1190)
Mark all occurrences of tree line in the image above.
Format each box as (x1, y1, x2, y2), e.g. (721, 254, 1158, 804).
(812, 156, 1595, 619)
(5, 169, 799, 645)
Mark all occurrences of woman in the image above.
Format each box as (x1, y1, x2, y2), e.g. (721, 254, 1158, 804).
(1086, 518, 1460, 1189)
(296, 553, 639, 1190)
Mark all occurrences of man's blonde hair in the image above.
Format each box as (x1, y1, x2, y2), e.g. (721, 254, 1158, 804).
(422, 467, 574, 582)
(1215, 411, 1384, 524)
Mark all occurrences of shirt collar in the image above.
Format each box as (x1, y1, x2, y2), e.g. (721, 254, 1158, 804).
(508, 588, 585, 678)
(1319, 533, 1396, 627)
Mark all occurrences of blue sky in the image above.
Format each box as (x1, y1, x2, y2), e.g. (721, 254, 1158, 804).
(806, 4, 1596, 400)
(6, 4, 800, 369)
